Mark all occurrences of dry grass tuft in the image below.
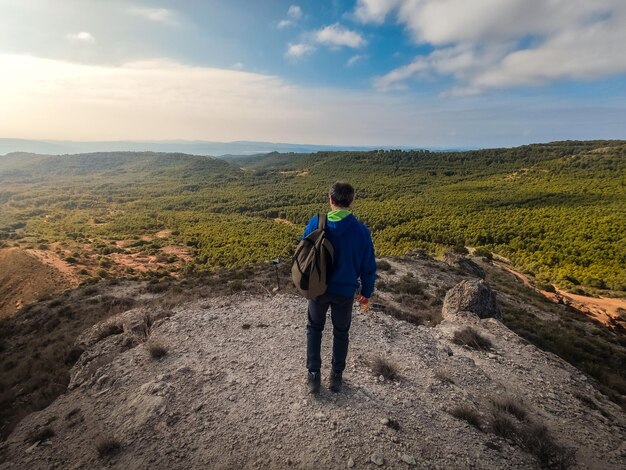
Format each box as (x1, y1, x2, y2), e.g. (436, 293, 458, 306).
(490, 395, 527, 421)
(516, 422, 576, 469)
(449, 404, 482, 429)
(490, 409, 517, 439)
(146, 340, 167, 360)
(453, 327, 493, 350)
(371, 355, 399, 381)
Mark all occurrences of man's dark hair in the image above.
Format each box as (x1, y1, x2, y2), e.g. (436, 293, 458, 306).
(330, 181, 355, 208)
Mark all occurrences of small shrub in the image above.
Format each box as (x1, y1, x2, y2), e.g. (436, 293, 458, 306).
(473, 247, 493, 260)
(490, 409, 517, 439)
(96, 437, 121, 458)
(147, 341, 167, 360)
(146, 281, 170, 294)
(449, 404, 482, 429)
(490, 395, 527, 421)
(371, 355, 399, 381)
(377, 260, 392, 271)
(229, 280, 245, 292)
(392, 274, 426, 295)
(516, 422, 576, 469)
(452, 244, 469, 255)
(453, 327, 493, 351)
(385, 418, 400, 430)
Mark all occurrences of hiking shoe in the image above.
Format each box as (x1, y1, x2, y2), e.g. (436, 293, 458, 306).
(308, 371, 321, 394)
(329, 371, 343, 393)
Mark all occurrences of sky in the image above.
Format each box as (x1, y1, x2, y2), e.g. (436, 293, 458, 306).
(0, 0, 625, 148)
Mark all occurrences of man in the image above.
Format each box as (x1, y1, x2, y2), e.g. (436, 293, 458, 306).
(301, 181, 376, 394)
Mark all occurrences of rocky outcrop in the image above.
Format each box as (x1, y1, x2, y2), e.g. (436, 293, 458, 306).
(442, 279, 502, 320)
(0, 294, 624, 469)
(444, 252, 486, 279)
(67, 307, 172, 389)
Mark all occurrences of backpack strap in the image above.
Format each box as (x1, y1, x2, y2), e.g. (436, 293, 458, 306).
(317, 212, 327, 230)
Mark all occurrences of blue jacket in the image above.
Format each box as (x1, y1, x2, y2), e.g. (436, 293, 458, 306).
(302, 213, 376, 298)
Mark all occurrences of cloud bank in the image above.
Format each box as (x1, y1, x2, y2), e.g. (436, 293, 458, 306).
(1, 53, 623, 147)
(355, 0, 626, 93)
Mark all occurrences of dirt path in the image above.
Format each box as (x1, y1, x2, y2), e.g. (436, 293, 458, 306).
(494, 261, 626, 326)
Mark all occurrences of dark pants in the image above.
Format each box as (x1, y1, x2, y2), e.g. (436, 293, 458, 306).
(306, 293, 353, 374)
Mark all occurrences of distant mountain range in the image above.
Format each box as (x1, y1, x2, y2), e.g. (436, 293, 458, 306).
(0, 138, 470, 157)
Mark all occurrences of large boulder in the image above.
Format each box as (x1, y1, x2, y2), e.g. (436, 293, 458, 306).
(442, 279, 501, 320)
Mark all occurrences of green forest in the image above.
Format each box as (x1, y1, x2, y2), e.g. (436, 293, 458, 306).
(0, 140, 625, 295)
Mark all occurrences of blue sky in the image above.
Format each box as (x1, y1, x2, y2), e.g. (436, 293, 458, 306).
(0, 0, 625, 147)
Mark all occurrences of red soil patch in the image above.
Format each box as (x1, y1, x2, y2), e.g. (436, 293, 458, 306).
(155, 229, 172, 238)
(495, 261, 626, 326)
(0, 248, 79, 318)
(161, 245, 192, 261)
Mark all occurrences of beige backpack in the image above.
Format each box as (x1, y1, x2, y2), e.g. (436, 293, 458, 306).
(291, 213, 335, 299)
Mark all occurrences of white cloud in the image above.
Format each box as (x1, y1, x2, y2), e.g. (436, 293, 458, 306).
(277, 5, 303, 29)
(346, 54, 366, 67)
(315, 23, 366, 48)
(358, 0, 626, 93)
(277, 19, 294, 30)
(0, 53, 624, 147)
(285, 43, 316, 59)
(354, 0, 399, 24)
(66, 32, 95, 44)
(231, 62, 244, 70)
(129, 7, 178, 26)
(287, 5, 303, 20)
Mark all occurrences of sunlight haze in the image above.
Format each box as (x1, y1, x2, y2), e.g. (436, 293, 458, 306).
(1, 0, 625, 147)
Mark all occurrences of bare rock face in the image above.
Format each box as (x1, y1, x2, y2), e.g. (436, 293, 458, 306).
(67, 307, 171, 390)
(443, 253, 486, 278)
(442, 279, 501, 320)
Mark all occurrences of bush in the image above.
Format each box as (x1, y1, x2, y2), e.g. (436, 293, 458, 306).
(473, 247, 493, 260)
(453, 327, 493, 351)
(452, 244, 469, 255)
(387, 274, 426, 296)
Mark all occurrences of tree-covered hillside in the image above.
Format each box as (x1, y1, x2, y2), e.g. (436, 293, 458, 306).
(0, 141, 624, 294)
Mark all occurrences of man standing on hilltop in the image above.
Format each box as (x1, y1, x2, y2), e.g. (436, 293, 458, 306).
(302, 181, 376, 394)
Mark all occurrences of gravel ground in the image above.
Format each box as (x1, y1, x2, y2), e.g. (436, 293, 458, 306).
(1, 291, 624, 469)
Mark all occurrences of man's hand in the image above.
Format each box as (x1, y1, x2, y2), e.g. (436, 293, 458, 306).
(357, 294, 369, 311)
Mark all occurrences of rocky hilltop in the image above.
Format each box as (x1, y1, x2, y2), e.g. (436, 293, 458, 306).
(1, 273, 624, 469)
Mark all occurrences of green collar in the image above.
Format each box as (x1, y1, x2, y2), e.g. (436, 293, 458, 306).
(327, 209, 351, 222)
